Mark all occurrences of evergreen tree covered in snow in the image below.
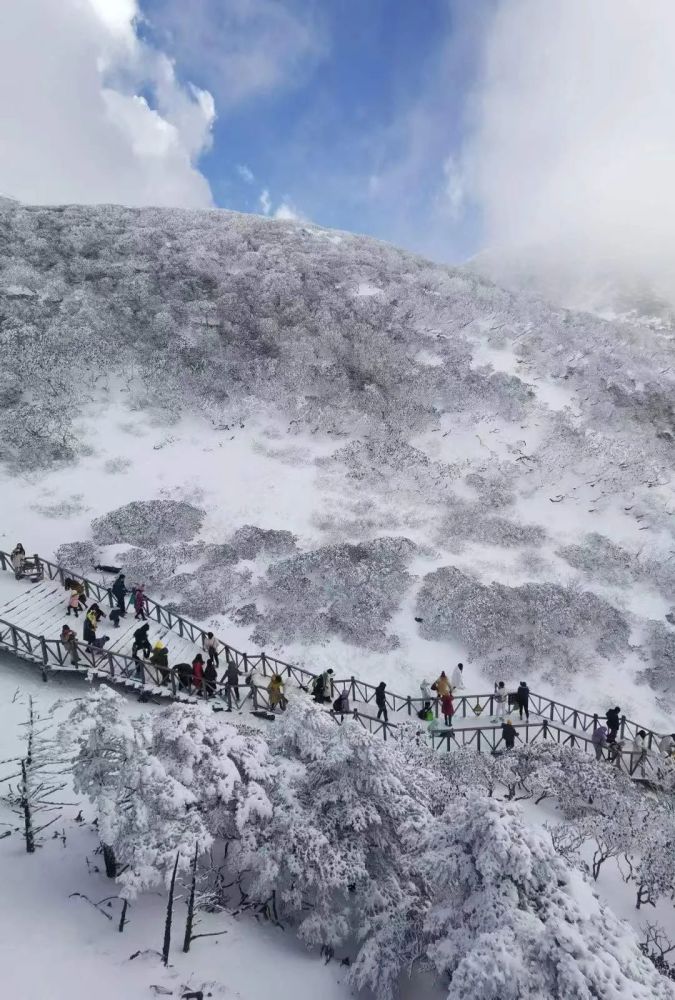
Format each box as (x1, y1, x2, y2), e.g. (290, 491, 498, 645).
(148, 703, 273, 847)
(420, 795, 675, 1000)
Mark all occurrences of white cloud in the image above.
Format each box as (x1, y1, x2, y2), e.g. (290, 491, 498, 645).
(259, 188, 272, 215)
(148, 0, 325, 107)
(273, 201, 305, 222)
(237, 164, 255, 184)
(0, 0, 214, 207)
(461, 0, 675, 302)
(440, 155, 464, 221)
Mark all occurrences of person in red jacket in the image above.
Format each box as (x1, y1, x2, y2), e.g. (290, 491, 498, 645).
(192, 653, 204, 694)
(441, 691, 454, 728)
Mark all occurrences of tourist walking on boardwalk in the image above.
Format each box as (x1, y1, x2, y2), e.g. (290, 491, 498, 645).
(132, 623, 152, 659)
(516, 681, 530, 720)
(203, 631, 219, 667)
(312, 668, 334, 703)
(11, 543, 25, 578)
(66, 589, 81, 618)
(268, 674, 286, 712)
(64, 578, 87, 608)
(606, 706, 621, 742)
(501, 719, 518, 750)
(441, 690, 454, 728)
(134, 586, 147, 620)
(150, 642, 169, 684)
(658, 733, 675, 756)
(493, 681, 508, 721)
(592, 724, 608, 761)
(631, 730, 648, 775)
(60, 624, 79, 666)
(417, 701, 433, 721)
(432, 671, 451, 698)
(420, 679, 433, 702)
(111, 574, 128, 616)
(375, 682, 388, 722)
(192, 654, 205, 694)
(204, 658, 218, 699)
(226, 655, 240, 706)
(451, 663, 465, 690)
(333, 688, 349, 717)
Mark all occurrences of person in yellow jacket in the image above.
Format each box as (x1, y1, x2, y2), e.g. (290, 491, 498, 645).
(432, 671, 451, 698)
(268, 674, 286, 712)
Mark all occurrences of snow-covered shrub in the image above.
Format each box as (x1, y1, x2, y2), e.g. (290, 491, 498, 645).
(421, 794, 675, 1000)
(464, 470, 516, 509)
(439, 498, 547, 548)
(54, 539, 97, 574)
(252, 536, 417, 651)
(558, 532, 635, 585)
(417, 566, 630, 673)
(229, 524, 298, 561)
(103, 456, 132, 474)
(91, 499, 205, 547)
(643, 622, 675, 693)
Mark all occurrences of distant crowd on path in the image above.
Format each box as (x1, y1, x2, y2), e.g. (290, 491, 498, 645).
(591, 706, 675, 769)
(58, 571, 286, 712)
(8, 544, 675, 760)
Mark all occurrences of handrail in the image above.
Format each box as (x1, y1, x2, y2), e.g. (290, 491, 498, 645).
(0, 549, 667, 752)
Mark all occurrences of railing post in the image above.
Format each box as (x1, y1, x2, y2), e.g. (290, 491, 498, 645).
(477, 729, 481, 753)
(350, 675, 355, 700)
(542, 719, 548, 740)
(620, 715, 626, 740)
(406, 696, 411, 716)
(592, 713, 598, 732)
(107, 652, 115, 679)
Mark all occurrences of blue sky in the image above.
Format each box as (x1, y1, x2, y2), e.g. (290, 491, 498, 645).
(139, 0, 491, 262)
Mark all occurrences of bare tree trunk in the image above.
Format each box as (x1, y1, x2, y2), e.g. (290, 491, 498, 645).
(183, 846, 199, 953)
(21, 760, 34, 854)
(102, 843, 117, 879)
(118, 899, 129, 933)
(162, 852, 180, 967)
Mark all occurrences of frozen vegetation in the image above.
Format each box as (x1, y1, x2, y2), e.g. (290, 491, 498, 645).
(0, 200, 674, 716)
(0, 689, 659, 999)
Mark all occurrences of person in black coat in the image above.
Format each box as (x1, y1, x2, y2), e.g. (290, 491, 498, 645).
(225, 656, 240, 703)
(204, 659, 218, 700)
(516, 681, 530, 720)
(111, 574, 128, 615)
(132, 623, 152, 659)
(501, 720, 518, 750)
(606, 706, 621, 742)
(375, 682, 388, 722)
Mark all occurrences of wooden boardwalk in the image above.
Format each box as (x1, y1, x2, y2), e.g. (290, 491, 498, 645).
(0, 549, 672, 784)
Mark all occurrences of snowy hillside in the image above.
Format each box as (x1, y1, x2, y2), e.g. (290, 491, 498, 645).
(1, 199, 674, 730)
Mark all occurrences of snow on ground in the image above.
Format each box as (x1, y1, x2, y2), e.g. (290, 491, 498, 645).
(0, 384, 672, 734)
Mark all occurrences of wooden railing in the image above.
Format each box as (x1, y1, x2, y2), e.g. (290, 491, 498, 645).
(0, 549, 666, 761)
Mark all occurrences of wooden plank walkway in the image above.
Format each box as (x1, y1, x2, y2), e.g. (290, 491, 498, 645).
(0, 549, 672, 784)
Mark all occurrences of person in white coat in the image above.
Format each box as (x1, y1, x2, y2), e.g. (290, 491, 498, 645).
(658, 733, 675, 757)
(451, 662, 465, 690)
(493, 681, 508, 721)
(631, 730, 648, 776)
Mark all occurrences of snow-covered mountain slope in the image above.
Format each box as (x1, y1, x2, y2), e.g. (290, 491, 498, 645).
(1, 200, 674, 730)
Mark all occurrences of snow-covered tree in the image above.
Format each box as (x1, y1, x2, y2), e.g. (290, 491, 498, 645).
(421, 795, 675, 1000)
(64, 686, 138, 876)
(1, 696, 71, 853)
(64, 689, 212, 900)
(148, 704, 273, 847)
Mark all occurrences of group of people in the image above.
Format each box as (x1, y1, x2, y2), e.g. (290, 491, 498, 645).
(591, 706, 675, 769)
(310, 668, 350, 716)
(48, 564, 675, 761)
